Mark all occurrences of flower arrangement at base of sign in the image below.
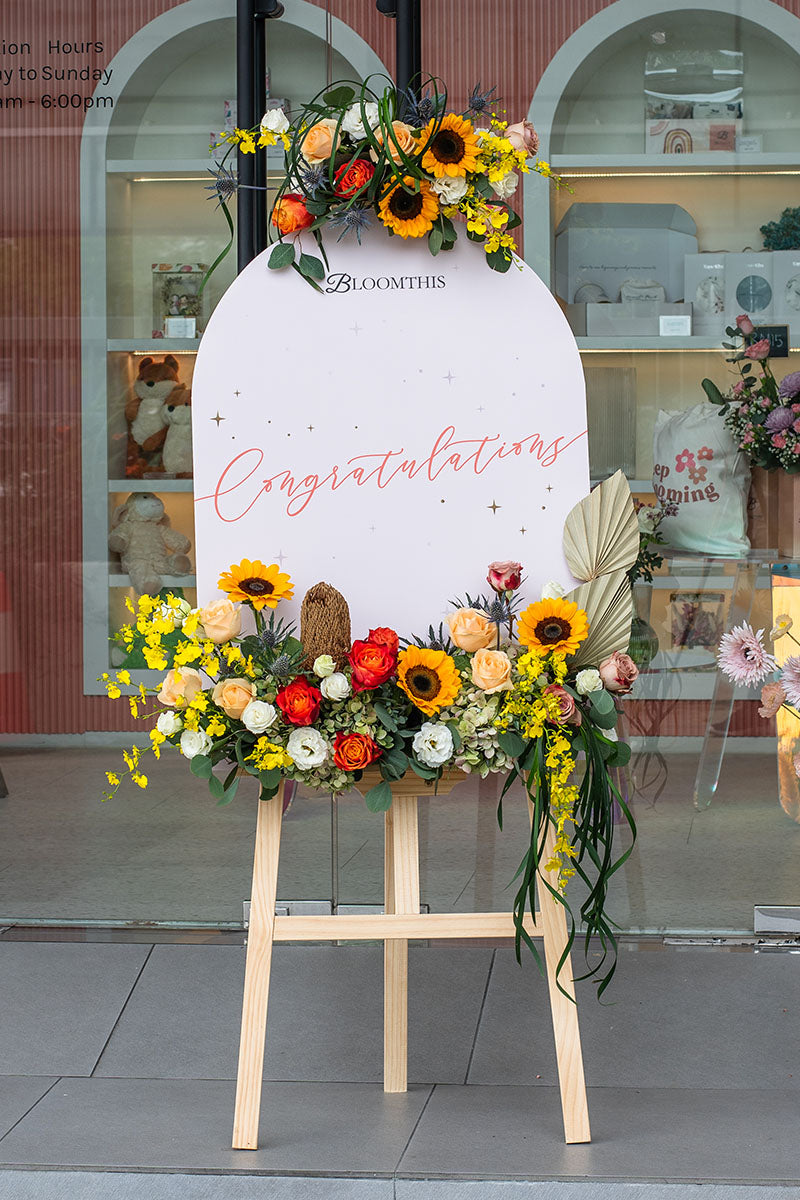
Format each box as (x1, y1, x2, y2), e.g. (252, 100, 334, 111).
(102, 473, 641, 994)
(702, 315, 800, 472)
(205, 76, 559, 289)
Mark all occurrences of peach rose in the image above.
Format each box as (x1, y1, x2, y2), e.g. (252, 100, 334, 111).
(301, 118, 341, 164)
(212, 677, 256, 719)
(198, 598, 242, 645)
(447, 607, 497, 652)
(370, 120, 417, 164)
(471, 648, 512, 694)
(598, 651, 639, 695)
(504, 119, 539, 156)
(157, 667, 203, 709)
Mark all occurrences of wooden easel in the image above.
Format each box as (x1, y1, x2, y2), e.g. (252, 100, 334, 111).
(231, 771, 591, 1150)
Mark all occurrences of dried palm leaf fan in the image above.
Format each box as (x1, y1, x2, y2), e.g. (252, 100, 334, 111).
(300, 582, 352, 670)
(562, 470, 639, 667)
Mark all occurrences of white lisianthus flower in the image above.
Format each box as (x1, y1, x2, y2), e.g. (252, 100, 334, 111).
(341, 101, 379, 141)
(575, 668, 603, 696)
(412, 722, 454, 768)
(321, 672, 351, 701)
(180, 729, 212, 760)
(157, 710, 183, 736)
(286, 727, 329, 769)
(637, 504, 662, 533)
(431, 175, 469, 204)
(241, 700, 277, 734)
(313, 655, 336, 679)
(260, 107, 289, 134)
(541, 580, 566, 600)
(490, 171, 519, 200)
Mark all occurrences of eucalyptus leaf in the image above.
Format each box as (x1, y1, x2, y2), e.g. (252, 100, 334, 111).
(364, 779, 393, 813)
(590, 689, 615, 716)
(701, 378, 725, 405)
(446, 721, 463, 753)
(190, 755, 213, 780)
(498, 730, 526, 759)
(428, 225, 443, 255)
(298, 252, 325, 281)
(373, 701, 398, 732)
(268, 242, 295, 270)
(607, 740, 632, 768)
(323, 85, 356, 108)
(208, 773, 225, 800)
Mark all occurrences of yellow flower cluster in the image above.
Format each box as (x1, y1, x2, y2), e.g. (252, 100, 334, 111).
(496, 650, 566, 738)
(542, 729, 579, 891)
(221, 127, 291, 154)
(249, 738, 293, 771)
(476, 130, 529, 184)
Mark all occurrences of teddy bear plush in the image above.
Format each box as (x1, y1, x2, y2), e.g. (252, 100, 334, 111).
(162, 387, 193, 477)
(108, 492, 192, 595)
(125, 355, 182, 477)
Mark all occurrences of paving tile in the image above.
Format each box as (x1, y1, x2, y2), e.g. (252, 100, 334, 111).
(0, 1079, 57, 1140)
(398, 1084, 800, 1183)
(0, 1078, 431, 1174)
(95, 943, 492, 1084)
(0, 944, 150, 1075)
(396, 1184, 800, 1199)
(0, 1170, 394, 1199)
(468, 947, 800, 1089)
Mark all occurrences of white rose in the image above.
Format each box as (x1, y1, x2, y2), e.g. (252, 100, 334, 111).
(412, 722, 454, 768)
(241, 700, 277, 734)
(431, 175, 469, 204)
(313, 655, 336, 678)
(260, 107, 289, 134)
(286, 727, 329, 769)
(180, 729, 212, 760)
(321, 672, 351, 701)
(541, 580, 566, 600)
(341, 101, 379, 141)
(157, 711, 183, 736)
(575, 668, 603, 696)
(490, 171, 519, 200)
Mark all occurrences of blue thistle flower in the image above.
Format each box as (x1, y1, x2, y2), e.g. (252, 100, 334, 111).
(328, 206, 373, 244)
(297, 161, 329, 198)
(205, 166, 238, 209)
(468, 83, 497, 116)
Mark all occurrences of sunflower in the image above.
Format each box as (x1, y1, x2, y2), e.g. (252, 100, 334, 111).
(397, 645, 461, 716)
(378, 175, 439, 238)
(517, 597, 588, 657)
(217, 559, 293, 610)
(421, 112, 481, 178)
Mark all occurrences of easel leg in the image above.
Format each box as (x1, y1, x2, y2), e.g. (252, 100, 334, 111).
(232, 783, 284, 1150)
(384, 793, 420, 1093)
(532, 802, 591, 1144)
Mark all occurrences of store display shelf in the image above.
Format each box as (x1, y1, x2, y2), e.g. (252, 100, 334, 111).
(108, 574, 196, 589)
(108, 479, 194, 493)
(107, 150, 285, 177)
(550, 152, 800, 172)
(107, 339, 201, 353)
(579, 336, 728, 352)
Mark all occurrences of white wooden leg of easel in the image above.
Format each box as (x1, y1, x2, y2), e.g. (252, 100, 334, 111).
(384, 792, 420, 1093)
(232, 783, 283, 1150)
(535, 808, 591, 1144)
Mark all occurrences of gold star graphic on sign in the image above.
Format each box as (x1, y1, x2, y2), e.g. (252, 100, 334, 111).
(488, 499, 501, 514)
(211, 412, 225, 426)
(520, 526, 527, 535)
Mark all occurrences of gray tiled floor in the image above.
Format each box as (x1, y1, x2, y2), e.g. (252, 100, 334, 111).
(0, 1079, 56, 1140)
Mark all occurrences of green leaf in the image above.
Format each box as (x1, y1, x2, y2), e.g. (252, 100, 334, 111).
(373, 701, 398, 733)
(410, 758, 439, 780)
(268, 242, 295, 270)
(208, 773, 225, 800)
(217, 767, 240, 806)
(607, 740, 632, 768)
(590, 689, 615, 716)
(701, 378, 725, 405)
(257, 768, 281, 791)
(304, 199, 328, 216)
(364, 779, 393, 813)
(590, 705, 619, 731)
(486, 247, 512, 273)
(323, 85, 356, 108)
(381, 744, 408, 780)
(505, 207, 521, 231)
(428, 225, 444, 256)
(498, 730, 526, 759)
(446, 721, 463, 753)
(298, 252, 325, 281)
(190, 755, 213, 780)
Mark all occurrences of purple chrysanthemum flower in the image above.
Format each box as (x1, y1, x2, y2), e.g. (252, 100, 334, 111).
(765, 405, 795, 432)
(778, 371, 800, 400)
(780, 655, 800, 706)
(717, 623, 776, 686)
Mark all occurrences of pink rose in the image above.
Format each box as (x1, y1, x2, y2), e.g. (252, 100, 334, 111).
(487, 560, 523, 593)
(736, 314, 755, 336)
(744, 338, 771, 361)
(598, 651, 639, 695)
(732, 380, 745, 397)
(504, 120, 539, 156)
(772, 433, 787, 449)
(543, 683, 581, 726)
(758, 681, 785, 718)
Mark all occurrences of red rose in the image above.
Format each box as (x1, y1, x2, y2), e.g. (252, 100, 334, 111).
(271, 193, 314, 234)
(332, 731, 382, 771)
(368, 627, 399, 658)
(275, 676, 321, 725)
(334, 158, 375, 197)
(348, 639, 396, 691)
(487, 560, 523, 593)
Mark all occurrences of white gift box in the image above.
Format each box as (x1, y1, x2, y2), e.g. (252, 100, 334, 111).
(565, 301, 691, 337)
(684, 253, 726, 335)
(724, 251, 774, 325)
(554, 203, 698, 304)
(772, 250, 800, 338)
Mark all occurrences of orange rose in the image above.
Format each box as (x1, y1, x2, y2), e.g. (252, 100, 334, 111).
(198, 598, 242, 644)
(332, 731, 382, 771)
(157, 667, 203, 709)
(211, 677, 256, 719)
(447, 607, 497, 652)
(271, 193, 314, 235)
(370, 120, 417, 164)
(334, 158, 375, 197)
(471, 648, 512, 694)
(301, 117, 341, 164)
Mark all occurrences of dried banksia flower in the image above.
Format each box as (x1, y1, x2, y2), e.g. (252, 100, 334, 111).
(300, 582, 352, 670)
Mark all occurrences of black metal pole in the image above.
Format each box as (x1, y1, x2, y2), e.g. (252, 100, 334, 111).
(394, 0, 415, 106)
(236, 0, 256, 272)
(253, 15, 267, 256)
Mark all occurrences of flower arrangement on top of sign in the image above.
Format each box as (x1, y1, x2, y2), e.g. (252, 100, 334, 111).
(702, 314, 800, 472)
(102, 473, 640, 994)
(205, 76, 558, 289)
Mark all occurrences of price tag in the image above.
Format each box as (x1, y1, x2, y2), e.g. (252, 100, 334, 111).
(754, 325, 790, 357)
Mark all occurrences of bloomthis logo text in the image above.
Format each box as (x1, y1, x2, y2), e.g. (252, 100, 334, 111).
(325, 272, 446, 294)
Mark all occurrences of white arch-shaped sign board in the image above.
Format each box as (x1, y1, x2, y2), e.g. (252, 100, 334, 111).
(192, 230, 589, 636)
